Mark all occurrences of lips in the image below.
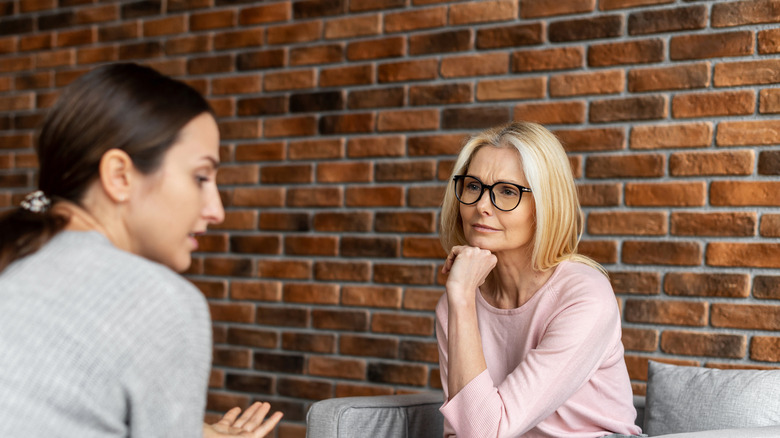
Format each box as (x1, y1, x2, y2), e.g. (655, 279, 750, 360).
(472, 223, 499, 232)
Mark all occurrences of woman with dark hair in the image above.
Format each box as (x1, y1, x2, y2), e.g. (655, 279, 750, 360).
(0, 63, 281, 437)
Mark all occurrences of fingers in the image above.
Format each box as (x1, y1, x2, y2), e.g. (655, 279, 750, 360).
(215, 407, 242, 427)
(249, 411, 284, 438)
(237, 402, 270, 431)
(232, 401, 262, 429)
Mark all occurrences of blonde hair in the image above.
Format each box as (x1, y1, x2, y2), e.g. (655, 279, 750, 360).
(440, 121, 606, 276)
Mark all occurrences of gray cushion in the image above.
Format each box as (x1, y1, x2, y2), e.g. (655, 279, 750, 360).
(644, 361, 780, 436)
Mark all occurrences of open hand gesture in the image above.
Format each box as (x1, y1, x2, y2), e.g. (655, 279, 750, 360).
(204, 402, 283, 438)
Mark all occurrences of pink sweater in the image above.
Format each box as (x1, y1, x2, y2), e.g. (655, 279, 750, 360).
(435, 261, 642, 438)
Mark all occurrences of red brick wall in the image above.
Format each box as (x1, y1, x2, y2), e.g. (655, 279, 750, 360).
(2, 0, 780, 436)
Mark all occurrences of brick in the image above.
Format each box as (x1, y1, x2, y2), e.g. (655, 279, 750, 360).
(350, 0, 405, 11)
(234, 142, 285, 162)
(240, 3, 291, 25)
(512, 101, 585, 125)
(314, 261, 370, 282)
(476, 23, 543, 49)
(347, 36, 405, 61)
(751, 337, 780, 362)
(399, 340, 438, 363)
(586, 154, 663, 178)
(440, 53, 508, 78)
(20, 0, 56, 12)
(309, 356, 366, 380)
(341, 236, 400, 258)
(403, 237, 447, 259)
(230, 235, 282, 255)
(320, 113, 375, 134)
(707, 243, 780, 268)
(622, 240, 702, 266)
(512, 46, 583, 72)
(372, 312, 433, 336)
(290, 44, 343, 66)
(714, 59, 780, 87)
(314, 211, 373, 232)
(14, 72, 51, 90)
(610, 271, 660, 295)
(236, 49, 285, 71)
(408, 185, 446, 207)
(0, 134, 32, 150)
(368, 362, 428, 386)
(214, 29, 264, 50)
(191, 279, 227, 299)
(290, 91, 344, 113)
(267, 21, 322, 45)
(600, 0, 672, 10)
(264, 70, 315, 92)
(212, 347, 251, 368)
(36, 49, 74, 68)
(761, 214, 780, 237)
(410, 83, 471, 106)
(285, 236, 338, 256)
(590, 95, 667, 123)
(712, 0, 780, 27)
(335, 384, 394, 398)
(549, 15, 622, 42)
(375, 212, 436, 233)
(400, 288, 440, 311)
(760, 89, 780, 113)
(193, 233, 228, 252)
(325, 14, 380, 39)
(253, 352, 304, 374)
(664, 272, 750, 298)
(661, 331, 746, 358)
(477, 77, 545, 101)
(210, 302, 254, 323)
(218, 120, 260, 140)
(167, 0, 211, 12)
(293, 0, 346, 18)
(622, 328, 658, 352)
(278, 377, 332, 400)
(407, 134, 466, 156)
(625, 182, 705, 207)
(376, 109, 438, 132)
(18, 34, 51, 52)
(263, 116, 317, 139)
(384, 6, 446, 33)
(143, 15, 185, 37)
(203, 257, 254, 277)
(712, 303, 780, 331)
(628, 5, 706, 35)
(711, 181, 780, 206)
(578, 183, 621, 207)
(212, 75, 261, 96)
(164, 35, 210, 56)
(225, 374, 273, 394)
(675, 89, 756, 117)
(521, 0, 594, 17)
(188, 55, 232, 75)
(317, 162, 372, 183)
(346, 186, 404, 207)
(227, 327, 277, 349)
(671, 31, 754, 61)
(669, 150, 754, 177)
(349, 87, 405, 110)
(551, 70, 623, 97)
(758, 28, 780, 54)
(625, 299, 707, 326)
(207, 392, 250, 413)
(190, 9, 234, 30)
(312, 309, 369, 331)
(256, 305, 307, 327)
(289, 138, 343, 160)
(628, 62, 710, 92)
(57, 28, 96, 47)
(588, 211, 667, 236)
(257, 259, 311, 279)
(449, 0, 517, 24)
(342, 286, 402, 308)
(588, 39, 664, 68)
(284, 283, 340, 305)
(630, 123, 711, 149)
(0, 55, 33, 73)
(340, 335, 398, 358)
(374, 263, 434, 285)
(442, 106, 510, 130)
(320, 64, 373, 87)
(717, 120, 780, 146)
(121, 0, 161, 18)
(237, 97, 286, 117)
(231, 281, 282, 301)
(555, 128, 625, 152)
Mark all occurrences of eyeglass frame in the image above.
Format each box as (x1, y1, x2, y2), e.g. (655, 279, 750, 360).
(452, 174, 532, 212)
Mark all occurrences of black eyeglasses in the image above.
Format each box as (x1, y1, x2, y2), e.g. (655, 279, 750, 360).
(453, 175, 532, 212)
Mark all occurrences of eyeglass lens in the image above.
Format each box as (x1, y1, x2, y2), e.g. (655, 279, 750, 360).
(455, 176, 523, 211)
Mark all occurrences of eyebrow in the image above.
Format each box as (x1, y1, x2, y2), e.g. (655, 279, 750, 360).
(203, 156, 220, 169)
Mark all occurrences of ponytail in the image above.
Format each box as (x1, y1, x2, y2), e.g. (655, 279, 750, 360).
(0, 201, 66, 273)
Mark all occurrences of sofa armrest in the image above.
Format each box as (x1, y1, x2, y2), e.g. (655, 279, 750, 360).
(306, 392, 444, 438)
(655, 426, 780, 437)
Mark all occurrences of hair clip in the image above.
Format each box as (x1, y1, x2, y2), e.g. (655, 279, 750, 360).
(20, 190, 51, 213)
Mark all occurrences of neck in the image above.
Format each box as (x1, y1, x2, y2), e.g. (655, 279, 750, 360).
(54, 199, 130, 253)
(482, 250, 554, 309)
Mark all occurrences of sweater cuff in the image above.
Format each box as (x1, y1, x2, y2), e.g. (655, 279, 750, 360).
(440, 369, 500, 436)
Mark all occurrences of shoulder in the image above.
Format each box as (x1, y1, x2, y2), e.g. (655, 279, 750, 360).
(548, 261, 617, 313)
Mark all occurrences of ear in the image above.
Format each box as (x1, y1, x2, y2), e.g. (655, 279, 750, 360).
(98, 149, 135, 203)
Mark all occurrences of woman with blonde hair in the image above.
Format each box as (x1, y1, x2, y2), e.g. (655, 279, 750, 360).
(436, 121, 642, 437)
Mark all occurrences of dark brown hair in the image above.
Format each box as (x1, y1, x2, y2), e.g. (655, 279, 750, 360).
(0, 63, 213, 272)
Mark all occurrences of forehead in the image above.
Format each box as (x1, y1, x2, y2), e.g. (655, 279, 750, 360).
(468, 146, 525, 183)
(164, 113, 220, 165)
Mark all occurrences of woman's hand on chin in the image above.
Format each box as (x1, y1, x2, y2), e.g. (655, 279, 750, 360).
(203, 402, 283, 438)
(443, 245, 497, 306)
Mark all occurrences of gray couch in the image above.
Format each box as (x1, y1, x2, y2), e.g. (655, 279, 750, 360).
(306, 362, 780, 437)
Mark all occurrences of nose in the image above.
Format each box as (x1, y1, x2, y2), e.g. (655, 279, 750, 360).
(203, 185, 225, 225)
(475, 187, 494, 215)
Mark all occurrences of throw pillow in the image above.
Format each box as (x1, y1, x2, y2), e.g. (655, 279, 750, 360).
(644, 360, 780, 436)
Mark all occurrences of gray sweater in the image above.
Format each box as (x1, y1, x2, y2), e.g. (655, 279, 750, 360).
(0, 231, 212, 437)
